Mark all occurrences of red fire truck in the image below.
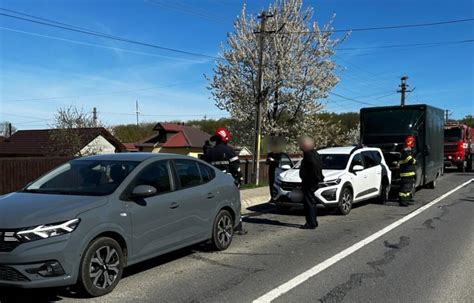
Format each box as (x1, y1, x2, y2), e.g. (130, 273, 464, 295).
(444, 122, 473, 172)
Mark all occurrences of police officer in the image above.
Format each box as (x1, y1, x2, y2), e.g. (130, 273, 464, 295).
(205, 128, 246, 234)
(399, 135, 417, 207)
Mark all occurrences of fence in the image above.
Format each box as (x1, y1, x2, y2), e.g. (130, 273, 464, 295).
(0, 157, 72, 195)
(0, 155, 300, 195)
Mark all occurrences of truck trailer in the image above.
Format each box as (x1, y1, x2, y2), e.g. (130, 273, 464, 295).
(360, 104, 444, 189)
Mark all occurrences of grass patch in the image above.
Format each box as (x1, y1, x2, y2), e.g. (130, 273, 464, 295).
(240, 182, 269, 190)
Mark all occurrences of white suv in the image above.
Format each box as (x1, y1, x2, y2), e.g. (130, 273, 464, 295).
(273, 146, 391, 215)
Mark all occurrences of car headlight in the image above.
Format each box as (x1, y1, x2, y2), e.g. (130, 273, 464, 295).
(16, 219, 80, 242)
(319, 178, 342, 187)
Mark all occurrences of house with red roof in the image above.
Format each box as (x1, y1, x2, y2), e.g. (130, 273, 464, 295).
(0, 127, 126, 157)
(134, 122, 211, 157)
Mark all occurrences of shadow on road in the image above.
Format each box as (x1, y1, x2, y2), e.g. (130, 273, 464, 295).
(0, 246, 199, 302)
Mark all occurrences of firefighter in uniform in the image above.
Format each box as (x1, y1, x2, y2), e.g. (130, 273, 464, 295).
(398, 135, 417, 207)
(205, 128, 247, 234)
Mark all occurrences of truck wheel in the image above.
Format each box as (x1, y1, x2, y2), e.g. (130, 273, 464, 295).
(426, 177, 437, 189)
(337, 186, 353, 215)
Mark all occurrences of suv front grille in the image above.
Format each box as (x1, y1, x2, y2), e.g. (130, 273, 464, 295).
(0, 266, 30, 282)
(0, 230, 22, 252)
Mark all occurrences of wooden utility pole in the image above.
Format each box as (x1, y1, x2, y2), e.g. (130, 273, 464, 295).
(398, 76, 412, 106)
(252, 11, 273, 185)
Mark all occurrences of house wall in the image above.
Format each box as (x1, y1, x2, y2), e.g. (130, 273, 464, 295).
(137, 146, 202, 158)
(79, 135, 116, 155)
(158, 147, 202, 158)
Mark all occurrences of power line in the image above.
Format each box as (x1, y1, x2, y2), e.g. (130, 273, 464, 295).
(337, 39, 474, 51)
(145, 0, 229, 25)
(1, 80, 203, 103)
(0, 26, 210, 63)
(329, 92, 377, 106)
(290, 18, 474, 33)
(0, 10, 220, 60)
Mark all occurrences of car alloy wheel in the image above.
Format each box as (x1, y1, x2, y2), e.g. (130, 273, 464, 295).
(338, 186, 353, 215)
(217, 214, 232, 247)
(79, 237, 124, 297)
(211, 210, 234, 251)
(89, 245, 120, 289)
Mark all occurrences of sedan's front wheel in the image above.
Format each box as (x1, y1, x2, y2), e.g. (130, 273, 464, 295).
(78, 237, 124, 297)
(210, 210, 234, 251)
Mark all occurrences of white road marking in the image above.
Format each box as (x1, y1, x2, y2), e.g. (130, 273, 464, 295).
(254, 178, 474, 303)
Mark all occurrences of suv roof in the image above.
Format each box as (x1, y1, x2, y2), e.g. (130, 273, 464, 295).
(318, 146, 380, 155)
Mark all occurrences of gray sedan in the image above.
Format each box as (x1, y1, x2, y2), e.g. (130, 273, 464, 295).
(0, 153, 241, 297)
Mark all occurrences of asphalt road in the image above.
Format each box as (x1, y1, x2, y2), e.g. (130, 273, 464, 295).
(1, 170, 473, 303)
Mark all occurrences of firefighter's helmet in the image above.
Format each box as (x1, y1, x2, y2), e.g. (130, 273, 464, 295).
(404, 135, 415, 148)
(214, 128, 231, 143)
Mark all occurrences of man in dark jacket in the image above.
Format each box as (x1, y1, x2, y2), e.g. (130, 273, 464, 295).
(298, 136, 324, 229)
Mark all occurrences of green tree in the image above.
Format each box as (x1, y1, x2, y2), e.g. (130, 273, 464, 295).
(461, 115, 474, 128)
(111, 123, 156, 143)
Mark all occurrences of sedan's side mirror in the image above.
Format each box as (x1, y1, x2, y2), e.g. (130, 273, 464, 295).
(352, 165, 364, 172)
(131, 185, 157, 198)
(280, 164, 292, 170)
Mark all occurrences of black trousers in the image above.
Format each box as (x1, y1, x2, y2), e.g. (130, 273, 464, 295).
(303, 189, 318, 227)
(399, 177, 415, 202)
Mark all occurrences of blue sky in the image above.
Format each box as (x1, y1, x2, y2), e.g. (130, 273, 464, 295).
(0, 0, 473, 130)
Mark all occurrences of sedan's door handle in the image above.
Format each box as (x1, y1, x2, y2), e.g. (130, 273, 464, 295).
(170, 202, 180, 209)
(206, 192, 215, 199)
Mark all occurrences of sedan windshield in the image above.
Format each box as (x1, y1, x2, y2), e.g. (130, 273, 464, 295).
(293, 154, 349, 170)
(24, 160, 140, 196)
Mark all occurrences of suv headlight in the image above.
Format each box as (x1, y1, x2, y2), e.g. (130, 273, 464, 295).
(16, 219, 80, 242)
(319, 178, 342, 187)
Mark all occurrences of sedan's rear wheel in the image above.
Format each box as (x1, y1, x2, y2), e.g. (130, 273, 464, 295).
(210, 210, 234, 251)
(338, 186, 353, 215)
(78, 237, 124, 297)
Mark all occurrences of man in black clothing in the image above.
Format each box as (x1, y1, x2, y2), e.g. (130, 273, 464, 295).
(298, 136, 323, 229)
